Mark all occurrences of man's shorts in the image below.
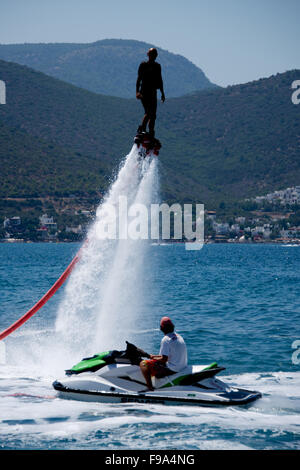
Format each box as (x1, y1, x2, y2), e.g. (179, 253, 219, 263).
(141, 359, 175, 378)
(141, 90, 157, 119)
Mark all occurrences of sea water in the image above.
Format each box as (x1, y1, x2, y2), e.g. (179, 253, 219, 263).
(0, 242, 299, 450)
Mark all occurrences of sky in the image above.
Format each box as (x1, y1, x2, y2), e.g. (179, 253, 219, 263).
(0, 0, 299, 87)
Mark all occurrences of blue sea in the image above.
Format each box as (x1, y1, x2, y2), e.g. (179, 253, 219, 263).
(0, 242, 299, 450)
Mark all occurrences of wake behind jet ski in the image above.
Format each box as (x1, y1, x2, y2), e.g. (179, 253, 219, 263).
(53, 341, 262, 407)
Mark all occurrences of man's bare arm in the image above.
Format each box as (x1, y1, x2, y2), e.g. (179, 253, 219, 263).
(150, 354, 168, 364)
(136, 65, 143, 99)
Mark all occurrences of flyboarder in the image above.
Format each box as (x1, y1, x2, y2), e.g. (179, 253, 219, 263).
(136, 47, 165, 138)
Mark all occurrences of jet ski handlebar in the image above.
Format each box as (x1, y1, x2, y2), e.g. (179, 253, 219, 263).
(125, 341, 151, 359)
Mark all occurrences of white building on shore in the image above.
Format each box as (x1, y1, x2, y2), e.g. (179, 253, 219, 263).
(39, 214, 57, 231)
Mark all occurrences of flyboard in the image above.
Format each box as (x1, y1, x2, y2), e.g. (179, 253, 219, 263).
(134, 131, 161, 158)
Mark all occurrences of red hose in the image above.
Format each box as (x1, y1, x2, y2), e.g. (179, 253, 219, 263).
(0, 249, 82, 341)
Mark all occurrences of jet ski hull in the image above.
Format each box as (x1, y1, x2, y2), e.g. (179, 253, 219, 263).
(53, 379, 261, 407)
(53, 343, 262, 407)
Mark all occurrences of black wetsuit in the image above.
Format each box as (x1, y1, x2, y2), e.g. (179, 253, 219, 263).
(136, 61, 163, 119)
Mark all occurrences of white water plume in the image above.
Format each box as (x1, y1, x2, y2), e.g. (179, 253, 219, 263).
(55, 145, 159, 358)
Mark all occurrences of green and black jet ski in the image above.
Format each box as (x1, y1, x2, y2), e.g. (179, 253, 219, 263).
(53, 342, 262, 406)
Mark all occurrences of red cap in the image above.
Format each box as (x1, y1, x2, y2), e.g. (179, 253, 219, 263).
(160, 316, 174, 329)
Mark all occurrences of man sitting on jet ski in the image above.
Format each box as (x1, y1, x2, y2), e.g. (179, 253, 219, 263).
(140, 316, 187, 391)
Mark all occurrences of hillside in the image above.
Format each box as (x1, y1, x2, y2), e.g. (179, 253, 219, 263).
(0, 59, 299, 211)
(159, 70, 300, 204)
(0, 39, 216, 98)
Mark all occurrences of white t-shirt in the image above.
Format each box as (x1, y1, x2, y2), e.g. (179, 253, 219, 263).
(159, 332, 187, 372)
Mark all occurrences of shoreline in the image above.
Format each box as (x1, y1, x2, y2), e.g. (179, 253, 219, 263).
(1, 239, 299, 245)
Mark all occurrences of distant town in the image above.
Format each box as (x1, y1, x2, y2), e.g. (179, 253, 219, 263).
(1, 186, 300, 244)
(205, 186, 300, 244)
(1, 211, 92, 243)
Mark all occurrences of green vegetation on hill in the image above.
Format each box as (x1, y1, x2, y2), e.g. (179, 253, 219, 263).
(159, 70, 300, 205)
(0, 59, 299, 211)
(0, 121, 107, 197)
(0, 39, 216, 98)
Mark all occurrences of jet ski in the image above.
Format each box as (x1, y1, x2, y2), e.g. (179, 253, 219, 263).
(53, 342, 262, 406)
(134, 131, 161, 157)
